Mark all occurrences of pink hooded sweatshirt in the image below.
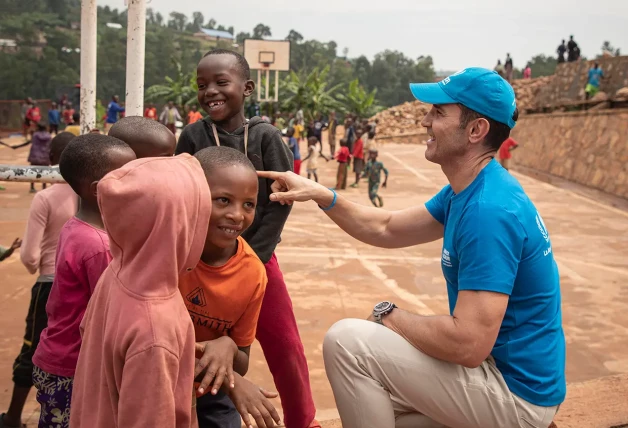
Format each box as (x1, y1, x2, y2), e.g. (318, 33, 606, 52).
(70, 154, 211, 428)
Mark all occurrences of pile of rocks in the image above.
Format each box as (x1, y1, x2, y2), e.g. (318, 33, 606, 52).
(371, 77, 555, 138)
(370, 100, 431, 138)
(511, 76, 554, 111)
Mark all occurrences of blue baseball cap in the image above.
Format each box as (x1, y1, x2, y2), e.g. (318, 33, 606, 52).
(409, 67, 517, 129)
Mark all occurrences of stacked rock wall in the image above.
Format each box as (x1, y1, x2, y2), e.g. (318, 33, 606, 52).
(511, 109, 628, 199)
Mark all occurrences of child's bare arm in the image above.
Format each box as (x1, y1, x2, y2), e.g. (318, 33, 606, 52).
(234, 346, 250, 376)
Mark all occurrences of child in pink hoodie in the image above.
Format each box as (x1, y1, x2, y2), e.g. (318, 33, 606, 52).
(70, 154, 211, 428)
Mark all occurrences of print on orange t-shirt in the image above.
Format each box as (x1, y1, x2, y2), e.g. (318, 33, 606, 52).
(179, 236, 267, 347)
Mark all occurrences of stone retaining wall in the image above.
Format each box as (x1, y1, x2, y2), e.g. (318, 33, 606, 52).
(374, 132, 428, 145)
(511, 109, 628, 199)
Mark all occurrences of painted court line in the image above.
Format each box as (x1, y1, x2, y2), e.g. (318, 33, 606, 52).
(383, 152, 438, 187)
(359, 258, 435, 315)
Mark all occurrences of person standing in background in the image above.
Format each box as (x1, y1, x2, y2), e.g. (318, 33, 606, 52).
(557, 40, 567, 63)
(187, 105, 203, 125)
(499, 137, 519, 170)
(585, 63, 604, 100)
(105, 95, 125, 133)
(328, 111, 338, 157)
(48, 102, 61, 135)
(21, 98, 33, 140)
(504, 54, 514, 82)
(567, 36, 579, 62)
(143, 103, 158, 120)
(523, 64, 532, 79)
(160, 101, 182, 134)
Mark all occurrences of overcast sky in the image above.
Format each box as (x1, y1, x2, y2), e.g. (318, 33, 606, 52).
(101, 0, 626, 72)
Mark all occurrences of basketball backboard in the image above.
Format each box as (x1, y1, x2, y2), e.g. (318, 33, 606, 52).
(243, 39, 290, 71)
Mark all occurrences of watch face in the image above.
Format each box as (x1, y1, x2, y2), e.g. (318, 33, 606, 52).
(374, 301, 392, 314)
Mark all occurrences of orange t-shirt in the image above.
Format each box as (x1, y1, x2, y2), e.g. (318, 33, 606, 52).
(179, 236, 267, 347)
(499, 137, 518, 160)
(144, 107, 157, 120)
(188, 111, 203, 124)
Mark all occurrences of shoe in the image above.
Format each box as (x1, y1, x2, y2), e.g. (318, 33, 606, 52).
(0, 413, 26, 428)
(350, 183, 358, 188)
(308, 420, 322, 428)
(29, 188, 36, 193)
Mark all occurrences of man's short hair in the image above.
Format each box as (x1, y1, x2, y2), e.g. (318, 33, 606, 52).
(50, 132, 76, 162)
(203, 49, 251, 80)
(459, 105, 519, 152)
(59, 134, 131, 194)
(72, 112, 80, 122)
(193, 146, 256, 176)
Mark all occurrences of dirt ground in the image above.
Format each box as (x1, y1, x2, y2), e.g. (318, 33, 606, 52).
(1, 139, 627, 426)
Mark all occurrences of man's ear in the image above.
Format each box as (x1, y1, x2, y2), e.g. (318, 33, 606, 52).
(244, 80, 255, 97)
(89, 180, 99, 197)
(468, 117, 491, 145)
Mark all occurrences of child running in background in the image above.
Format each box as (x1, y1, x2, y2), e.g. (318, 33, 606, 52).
(334, 139, 351, 190)
(176, 49, 320, 428)
(0, 238, 21, 262)
(108, 115, 177, 158)
(27, 123, 52, 193)
(294, 120, 304, 144)
(70, 154, 211, 428)
(31, 135, 136, 428)
(62, 102, 75, 127)
(0, 133, 77, 428)
(350, 129, 365, 188)
(362, 149, 389, 207)
(286, 128, 302, 175)
(183, 146, 281, 428)
(303, 136, 329, 183)
(26, 103, 42, 140)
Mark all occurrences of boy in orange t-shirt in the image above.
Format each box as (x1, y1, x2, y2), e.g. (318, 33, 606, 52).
(179, 146, 280, 428)
(187, 105, 203, 125)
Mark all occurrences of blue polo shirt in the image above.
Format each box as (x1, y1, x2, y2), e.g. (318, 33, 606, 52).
(425, 159, 566, 407)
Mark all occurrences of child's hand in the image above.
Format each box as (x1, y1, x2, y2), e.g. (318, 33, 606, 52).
(228, 375, 281, 428)
(10, 238, 22, 250)
(194, 336, 238, 395)
(382, 181, 387, 188)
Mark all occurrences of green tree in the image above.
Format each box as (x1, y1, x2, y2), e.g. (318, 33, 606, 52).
(282, 66, 342, 121)
(600, 41, 620, 57)
(236, 32, 251, 44)
(252, 23, 271, 40)
(168, 12, 187, 32)
(336, 79, 381, 119)
(527, 54, 557, 77)
(145, 59, 197, 107)
(286, 30, 303, 43)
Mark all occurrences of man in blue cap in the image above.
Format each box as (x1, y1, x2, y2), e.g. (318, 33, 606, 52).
(257, 68, 565, 428)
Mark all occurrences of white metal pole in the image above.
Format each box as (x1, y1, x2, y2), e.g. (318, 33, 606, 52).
(125, 0, 147, 116)
(265, 69, 270, 102)
(274, 70, 279, 102)
(80, 0, 97, 135)
(257, 70, 261, 101)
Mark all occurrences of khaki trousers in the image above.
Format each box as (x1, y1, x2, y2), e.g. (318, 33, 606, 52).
(323, 319, 558, 428)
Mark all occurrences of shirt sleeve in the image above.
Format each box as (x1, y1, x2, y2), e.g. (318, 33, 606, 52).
(20, 193, 48, 274)
(245, 128, 293, 262)
(83, 250, 112, 294)
(424, 185, 453, 225)
(230, 266, 267, 347)
(456, 202, 525, 295)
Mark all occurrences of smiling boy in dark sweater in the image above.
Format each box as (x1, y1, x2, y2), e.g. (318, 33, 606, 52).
(176, 49, 319, 428)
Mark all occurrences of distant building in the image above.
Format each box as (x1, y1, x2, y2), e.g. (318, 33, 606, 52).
(194, 28, 235, 42)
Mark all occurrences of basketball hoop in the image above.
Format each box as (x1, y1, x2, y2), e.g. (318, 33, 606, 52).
(243, 40, 290, 103)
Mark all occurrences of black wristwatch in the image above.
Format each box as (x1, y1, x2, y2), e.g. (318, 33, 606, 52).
(373, 301, 397, 325)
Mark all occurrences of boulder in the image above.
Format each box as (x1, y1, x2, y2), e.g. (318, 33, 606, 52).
(615, 87, 628, 99)
(590, 91, 609, 102)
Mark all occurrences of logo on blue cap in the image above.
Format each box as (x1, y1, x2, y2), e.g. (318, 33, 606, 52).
(409, 67, 517, 129)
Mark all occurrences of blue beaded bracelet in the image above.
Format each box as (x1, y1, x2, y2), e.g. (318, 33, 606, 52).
(319, 188, 337, 211)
